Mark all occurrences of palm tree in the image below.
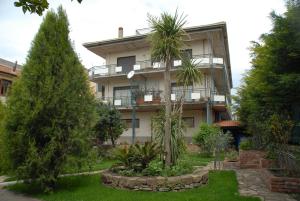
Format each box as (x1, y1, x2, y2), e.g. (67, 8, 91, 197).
(148, 11, 186, 166)
(176, 57, 203, 136)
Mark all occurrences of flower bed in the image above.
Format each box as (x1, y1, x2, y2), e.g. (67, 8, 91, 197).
(101, 167, 208, 191)
(260, 168, 300, 193)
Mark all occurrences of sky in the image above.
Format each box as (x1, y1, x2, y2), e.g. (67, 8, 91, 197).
(0, 0, 287, 91)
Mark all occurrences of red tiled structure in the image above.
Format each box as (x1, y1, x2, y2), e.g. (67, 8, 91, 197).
(215, 120, 240, 128)
(0, 58, 22, 100)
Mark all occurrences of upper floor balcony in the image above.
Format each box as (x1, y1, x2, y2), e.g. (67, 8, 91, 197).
(97, 88, 228, 110)
(88, 54, 225, 80)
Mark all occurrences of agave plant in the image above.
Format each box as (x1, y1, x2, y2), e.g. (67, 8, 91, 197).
(113, 145, 135, 167)
(133, 142, 160, 169)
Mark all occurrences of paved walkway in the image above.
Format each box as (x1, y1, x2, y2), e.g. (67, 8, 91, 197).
(236, 169, 296, 201)
(0, 189, 41, 201)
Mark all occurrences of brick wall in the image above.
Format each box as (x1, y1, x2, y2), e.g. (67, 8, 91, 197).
(239, 150, 266, 169)
(261, 169, 300, 193)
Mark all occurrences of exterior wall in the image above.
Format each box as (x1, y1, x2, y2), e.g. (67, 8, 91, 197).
(91, 30, 231, 144)
(117, 109, 206, 144)
(105, 39, 211, 66)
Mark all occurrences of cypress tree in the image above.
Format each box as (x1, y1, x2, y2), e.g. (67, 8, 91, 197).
(4, 6, 96, 191)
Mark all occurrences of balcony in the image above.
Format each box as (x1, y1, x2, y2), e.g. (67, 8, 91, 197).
(88, 54, 225, 80)
(97, 88, 227, 109)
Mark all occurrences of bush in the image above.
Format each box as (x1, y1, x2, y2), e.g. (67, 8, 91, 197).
(142, 160, 163, 176)
(113, 142, 160, 172)
(193, 123, 232, 155)
(225, 150, 239, 161)
(94, 103, 126, 147)
(193, 123, 220, 147)
(239, 139, 253, 150)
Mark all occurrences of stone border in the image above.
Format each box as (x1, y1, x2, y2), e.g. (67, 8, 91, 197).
(260, 169, 300, 193)
(101, 168, 208, 191)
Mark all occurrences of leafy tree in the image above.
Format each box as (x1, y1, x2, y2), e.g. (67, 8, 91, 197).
(14, 0, 83, 15)
(0, 102, 9, 174)
(3, 6, 96, 191)
(94, 103, 125, 147)
(236, 0, 300, 146)
(148, 11, 186, 166)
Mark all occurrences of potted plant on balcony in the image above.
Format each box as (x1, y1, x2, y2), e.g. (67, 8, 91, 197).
(134, 88, 145, 105)
(152, 88, 161, 104)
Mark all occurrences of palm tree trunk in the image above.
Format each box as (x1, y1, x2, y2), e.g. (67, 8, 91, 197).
(164, 59, 172, 167)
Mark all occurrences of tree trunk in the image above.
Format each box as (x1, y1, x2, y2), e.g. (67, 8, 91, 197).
(164, 59, 172, 167)
(110, 127, 115, 147)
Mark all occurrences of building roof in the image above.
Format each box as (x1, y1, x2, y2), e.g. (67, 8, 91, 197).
(0, 58, 22, 77)
(83, 22, 227, 48)
(215, 120, 240, 128)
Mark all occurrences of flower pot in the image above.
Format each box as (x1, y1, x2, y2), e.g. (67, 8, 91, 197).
(136, 97, 144, 105)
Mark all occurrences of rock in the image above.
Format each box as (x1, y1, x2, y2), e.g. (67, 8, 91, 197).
(167, 176, 180, 187)
(180, 175, 193, 184)
(159, 187, 170, 192)
(141, 187, 152, 191)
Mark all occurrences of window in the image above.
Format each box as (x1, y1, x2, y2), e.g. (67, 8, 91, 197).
(171, 83, 193, 101)
(180, 49, 193, 59)
(117, 56, 136, 73)
(97, 84, 105, 98)
(183, 117, 194, 128)
(122, 119, 140, 128)
(0, 79, 12, 96)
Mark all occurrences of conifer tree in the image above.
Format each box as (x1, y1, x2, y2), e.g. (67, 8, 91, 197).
(4, 6, 96, 191)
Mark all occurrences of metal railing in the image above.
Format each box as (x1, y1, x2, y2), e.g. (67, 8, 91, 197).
(89, 54, 225, 79)
(96, 88, 227, 108)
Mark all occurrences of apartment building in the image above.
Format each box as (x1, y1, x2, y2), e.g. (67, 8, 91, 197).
(84, 22, 233, 143)
(0, 58, 21, 102)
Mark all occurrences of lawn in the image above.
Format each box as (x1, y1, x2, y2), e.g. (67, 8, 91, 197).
(62, 159, 118, 174)
(181, 152, 224, 167)
(8, 171, 260, 201)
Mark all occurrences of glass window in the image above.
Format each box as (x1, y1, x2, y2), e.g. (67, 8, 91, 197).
(183, 117, 194, 128)
(171, 83, 193, 101)
(180, 49, 193, 59)
(122, 119, 140, 128)
(0, 79, 12, 96)
(117, 56, 136, 73)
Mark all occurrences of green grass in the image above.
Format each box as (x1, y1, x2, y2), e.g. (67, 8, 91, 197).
(3, 159, 117, 182)
(62, 159, 117, 174)
(181, 152, 224, 167)
(8, 171, 260, 201)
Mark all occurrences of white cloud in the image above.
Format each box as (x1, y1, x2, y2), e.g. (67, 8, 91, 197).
(0, 0, 286, 90)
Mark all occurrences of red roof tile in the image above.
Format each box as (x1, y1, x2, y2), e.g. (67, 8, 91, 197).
(215, 120, 240, 128)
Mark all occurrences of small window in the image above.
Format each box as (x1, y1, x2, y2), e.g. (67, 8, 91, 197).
(0, 79, 12, 96)
(183, 117, 194, 128)
(122, 119, 140, 128)
(180, 49, 193, 59)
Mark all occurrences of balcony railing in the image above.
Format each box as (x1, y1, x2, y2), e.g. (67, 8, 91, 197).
(89, 54, 224, 79)
(96, 88, 227, 108)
